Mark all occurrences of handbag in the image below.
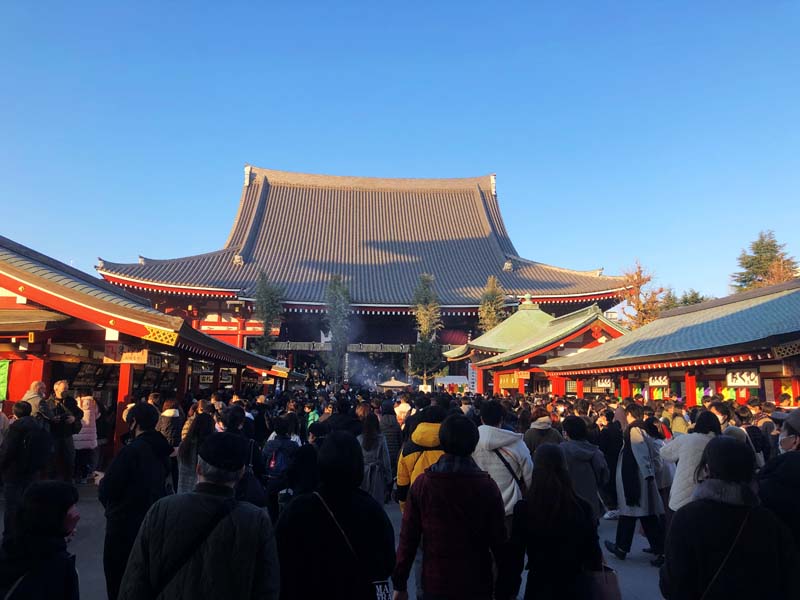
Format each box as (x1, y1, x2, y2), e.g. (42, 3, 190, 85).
(313, 492, 392, 600)
(583, 563, 622, 600)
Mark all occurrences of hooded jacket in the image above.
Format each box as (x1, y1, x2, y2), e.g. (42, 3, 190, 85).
(561, 439, 609, 521)
(0, 416, 52, 482)
(523, 417, 563, 456)
(396, 422, 444, 510)
(156, 409, 185, 449)
(73, 396, 98, 451)
(21, 390, 49, 421)
(472, 425, 533, 516)
(660, 431, 715, 511)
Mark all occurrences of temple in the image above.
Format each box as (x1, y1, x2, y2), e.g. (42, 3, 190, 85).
(97, 166, 627, 380)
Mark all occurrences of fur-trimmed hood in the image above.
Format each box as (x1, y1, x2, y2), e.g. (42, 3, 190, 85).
(692, 479, 759, 507)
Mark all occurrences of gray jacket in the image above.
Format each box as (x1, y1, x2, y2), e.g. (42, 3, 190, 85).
(562, 439, 609, 521)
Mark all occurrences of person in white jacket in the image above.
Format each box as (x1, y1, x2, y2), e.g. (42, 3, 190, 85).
(472, 400, 533, 525)
(73, 394, 98, 482)
(659, 410, 721, 512)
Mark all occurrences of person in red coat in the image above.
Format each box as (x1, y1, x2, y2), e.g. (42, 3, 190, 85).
(392, 414, 506, 600)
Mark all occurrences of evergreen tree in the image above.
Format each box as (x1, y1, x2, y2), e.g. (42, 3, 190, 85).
(323, 274, 351, 385)
(409, 274, 443, 386)
(660, 288, 679, 311)
(621, 261, 664, 329)
(660, 287, 710, 311)
(478, 275, 507, 333)
(732, 230, 798, 291)
(253, 272, 283, 354)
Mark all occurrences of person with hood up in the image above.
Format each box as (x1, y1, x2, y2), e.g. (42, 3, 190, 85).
(0, 481, 80, 600)
(472, 400, 533, 529)
(73, 394, 98, 483)
(99, 403, 172, 600)
(396, 406, 447, 512)
(523, 407, 563, 457)
(660, 436, 799, 599)
(561, 415, 609, 523)
(276, 431, 395, 600)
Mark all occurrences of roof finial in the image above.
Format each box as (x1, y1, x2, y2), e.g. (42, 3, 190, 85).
(503, 259, 513, 272)
(244, 165, 252, 188)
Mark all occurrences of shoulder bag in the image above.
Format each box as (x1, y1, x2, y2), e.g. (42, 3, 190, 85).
(493, 448, 526, 494)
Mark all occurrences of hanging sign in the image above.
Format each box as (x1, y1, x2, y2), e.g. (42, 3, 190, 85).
(517, 371, 531, 380)
(103, 342, 148, 365)
(498, 373, 519, 388)
(648, 375, 669, 387)
(726, 369, 760, 388)
(467, 365, 477, 393)
(594, 377, 614, 389)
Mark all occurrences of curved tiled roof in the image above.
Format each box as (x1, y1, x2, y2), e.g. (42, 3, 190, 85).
(98, 166, 626, 306)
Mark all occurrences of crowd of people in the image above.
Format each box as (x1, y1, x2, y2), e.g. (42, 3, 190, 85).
(0, 380, 798, 599)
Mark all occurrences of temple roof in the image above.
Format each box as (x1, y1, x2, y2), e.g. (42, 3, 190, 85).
(544, 279, 800, 373)
(97, 166, 626, 306)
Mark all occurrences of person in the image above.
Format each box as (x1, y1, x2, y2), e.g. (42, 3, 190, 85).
(0, 481, 80, 600)
(659, 410, 720, 512)
(303, 400, 319, 439)
(379, 400, 402, 479)
(47, 380, 84, 482)
(604, 404, 666, 566)
(358, 412, 392, 504)
(472, 400, 533, 530)
(99, 403, 172, 600)
(660, 436, 798, 599)
(392, 414, 506, 600)
(395, 393, 412, 428)
(735, 405, 769, 465)
(324, 398, 363, 437)
(21, 381, 50, 425)
(644, 417, 675, 533)
(757, 409, 800, 546)
(497, 444, 603, 600)
(276, 431, 395, 600)
(156, 399, 185, 491)
(597, 408, 623, 519)
(286, 421, 328, 497)
(523, 407, 563, 456)
(262, 416, 298, 522)
(73, 394, 98, 483)
(118, 433, 280, 600)
(177, 413, 216, 493)
(0, 401, 52, 537)
(561, 415, 609, 522)
(396, 406, 447, 512)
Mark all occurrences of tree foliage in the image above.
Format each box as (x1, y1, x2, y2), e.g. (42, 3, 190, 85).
(478, 275, 507, 333)
(323, 274, 351, 385)
(732, 230, 798, 292)
(660, 288, 710, 311)
(410, 274, 443, 385)
(620, 261, 665, 330)
(253, 272, 283, 354)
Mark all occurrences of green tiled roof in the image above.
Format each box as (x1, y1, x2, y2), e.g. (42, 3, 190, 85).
(477, 305, 627, 367)
(545, 279, 800, 372)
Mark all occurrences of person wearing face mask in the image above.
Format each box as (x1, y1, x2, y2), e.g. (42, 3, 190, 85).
(0, 481, 80, 599)
(757, 409, 800, 547)
(99, 403, 171, 600)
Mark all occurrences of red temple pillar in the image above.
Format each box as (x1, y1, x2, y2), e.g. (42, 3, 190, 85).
(792, 377, 800, 406)
(475, 367, 485, 395)
(685, 371, 697, 407)
(114, 363, 134, 453)
(620, 375, 631, 399)
(492, 372, 500, 397)
(29, 356, 51, 388)
(576, 379, 584, 398)
(518, 374, 526, 396)
(549, 375, 566, 397)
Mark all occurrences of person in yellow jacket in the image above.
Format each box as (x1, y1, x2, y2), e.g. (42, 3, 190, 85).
(396, 407, 447, 512)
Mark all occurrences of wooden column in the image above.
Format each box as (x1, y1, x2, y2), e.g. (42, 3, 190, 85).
(176, 355, 189, 400)
(114, 363, 134, 453)
(212, 363, 221, 392)
(549, 375, 566, 396)
(792, 377, 800, 406)
(518, 376, 526, 396)
(475, 367, 485, 395)
(233, 367, 242, 392)
(620, 375, 631, 399)
(492, 372, 500, 397)
(685, 371, 697, 407)
(576, 379, 584, 398)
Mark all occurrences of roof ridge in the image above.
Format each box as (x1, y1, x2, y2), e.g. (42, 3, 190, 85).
(660, 279, 800, 319)
(507, 255, 625, 280)
(548, 303, 602, 323)
(97, 248, 234, 269)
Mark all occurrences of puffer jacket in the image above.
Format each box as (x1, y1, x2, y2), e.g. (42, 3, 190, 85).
(73, 396, 98, 450)
(472, 425, 533, 516)
(660, 431, 715, 511)
(379, 414, 402, 477)
(117, 482, 279, 600)
(156, 409, 185, 449)
(396, 422, 444, 511)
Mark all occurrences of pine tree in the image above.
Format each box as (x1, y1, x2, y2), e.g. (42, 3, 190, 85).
(660, 288, 679, 311)
(323, 274, 351, 385)
(621, 261, 664, 329)
(478, 275, 507, 333)
(409, 274, 443, 386)
(660, 287, 710, 311)
(732, 230, 798, 292)
(253, 272, 283, 354)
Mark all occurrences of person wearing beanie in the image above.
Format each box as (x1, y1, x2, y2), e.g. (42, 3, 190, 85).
(99, 403, 172, 600)
(393, 414, 506, 600)
(275, 431, 395, 600)
(660, 436, 798, 599)
(118, 432, 279, 600)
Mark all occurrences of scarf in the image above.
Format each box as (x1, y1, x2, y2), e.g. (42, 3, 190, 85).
(621, 420, 647, 507)
(530, 416, 552, 430)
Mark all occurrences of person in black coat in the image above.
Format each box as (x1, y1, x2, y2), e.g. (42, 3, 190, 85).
(324, 399, 363, 437)
(757, 411, 800, 547)
(597, 409, 623, 514)
(0, 481, 80, 600)
(660, 436, 799, 600)
(275, 431, 396, 600)
(99, 403, 172, 600)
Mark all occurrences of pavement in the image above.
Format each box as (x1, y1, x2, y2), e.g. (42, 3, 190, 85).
(2, 485, 662, 599)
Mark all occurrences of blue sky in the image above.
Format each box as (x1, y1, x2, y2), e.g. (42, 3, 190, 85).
(2, 1, 798, 299)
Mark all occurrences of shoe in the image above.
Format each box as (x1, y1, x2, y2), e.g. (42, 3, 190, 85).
(604, 540, 626, 560)
(651, 555, 665, 568)
(602, 510, 619, 520)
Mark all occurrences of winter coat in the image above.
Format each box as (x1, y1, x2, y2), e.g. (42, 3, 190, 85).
(660, 479, 799, 600)
(0, 413, 9, 449)
(396, 422, 444, 511)
(0, 416, 52, 482)
(118, 482, 280, 600)
(378, 413, 402, 477)
(561, 439, 609, 521)
(0, 534, 79, 600)
(472, 425, 534, 516)
(180, 414, 194, 441)
(325, 412, 363, 437)
(651, 438, 675, 491)
(276, 485, 395, 600)
(156, 409, 184, 449)
(597, 422, 623, 485)
(616, 426, 664, 518)
(670, 412, 689, 435)
(21, 390, 50, 426)
(660, 431, 715, 511)
(758, 451, 800, 548)
(523, 420, 563, 456)
(43, 396, 84, 438)
(392, 455, 506, 599)
(394, 401, 412, 427)
(498, 497, 603, 600)
(73, 395, 98, 450)
(358, 433, 392, 504)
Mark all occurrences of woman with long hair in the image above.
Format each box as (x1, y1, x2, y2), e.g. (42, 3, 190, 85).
(358, 413, 392, 504)
(176, 413, 215, 493)
(498, 443, 602, 600)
